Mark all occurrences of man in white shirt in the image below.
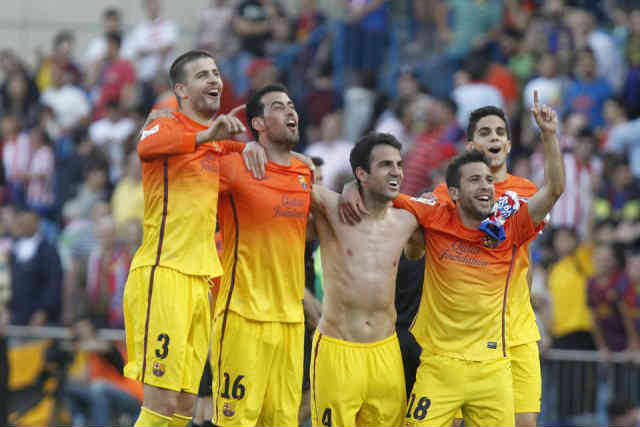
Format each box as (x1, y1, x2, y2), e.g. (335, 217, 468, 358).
(40, 63, 90, 133)
(89, 100, 136, 183)
(121, 0, 177, 82)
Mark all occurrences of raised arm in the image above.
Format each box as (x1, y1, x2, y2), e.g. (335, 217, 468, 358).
(527, 90, 565, 225)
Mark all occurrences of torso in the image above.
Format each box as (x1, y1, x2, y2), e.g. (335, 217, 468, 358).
(313, 192, 418, 342)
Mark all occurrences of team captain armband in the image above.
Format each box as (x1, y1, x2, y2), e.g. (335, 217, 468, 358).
(479, 190, 525, 242)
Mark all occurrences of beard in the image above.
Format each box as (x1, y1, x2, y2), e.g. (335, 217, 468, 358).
(459, 196, 493, 220)
(266, 126, 298, 149)
(192, 94, 219, 117)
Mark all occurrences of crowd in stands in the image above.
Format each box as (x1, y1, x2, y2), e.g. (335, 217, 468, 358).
(2, 0, 640, 424)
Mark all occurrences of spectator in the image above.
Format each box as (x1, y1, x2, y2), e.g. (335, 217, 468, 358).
(35, 30, 82, 91)
(196, 0, 239, 60)
(62, 157, 110, 224)
(438, 0, 504, 58)
(8, 207, 63, 326)
(0, 68, 40, 129)
(452, 52, 505, 129)
(602, 96, 629, 149)
(605, 112, 640, 181)
(523, 53, 565, 121)
(111, 152, 143, 229)
(587, 241, 632, 356)
(1, 115, 31, 205)
(338, 0, 390, 76)
(25, 126, 56, 225)
(622, 246, 640, 357)
(593, 154, 640, 228)
(92, 32, 136, 121)
(85, 8, 123, 87)
(607, 399, 639, 427)
(40, 62, 90, 134)
(547, 226, 595, 350)
(563, 48, 613, 129)
(121, 0, 177, 83)
(622, 9, 640, 119)
(566, 8, 624, 91)
(89, 100, 136, 183)
(64, 319, 142, 426)
(401, 96, 461, 195)
(537, 127, 602, 237)
(0, 206, 10, 426)
(232, 0, 285, 58)
(86, 216, 131, 329)
(304, 112, 352, 191)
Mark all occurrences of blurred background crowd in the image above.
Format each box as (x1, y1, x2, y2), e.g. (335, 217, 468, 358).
(3, 0, 640, 425)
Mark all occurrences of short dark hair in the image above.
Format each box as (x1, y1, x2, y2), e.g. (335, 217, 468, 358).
(169, 50, 215, 88)
(106, 31, 122, 48)
(349, 133, 402, 183)
(446, 150, 490, 189)
(104, 8, 120, 19)
(467, 106, 511, 141)
(53, 30, 74, 48)
(607, 399, 634, 420)
(246, 83, 290, 140)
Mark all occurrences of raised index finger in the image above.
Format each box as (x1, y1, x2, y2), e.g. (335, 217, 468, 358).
(229, 104, 246, 117)
(533, 89, 539, 110)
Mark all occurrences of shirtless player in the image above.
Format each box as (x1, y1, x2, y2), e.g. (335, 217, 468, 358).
(309, 133, 422, 426)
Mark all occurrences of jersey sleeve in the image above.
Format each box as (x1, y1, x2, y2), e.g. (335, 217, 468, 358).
(137, 117, 196, 161)
(215, 140, 245, 155)
(393, 193, 440, 226)
(432, 182, 452, 204)
(508, 203, 537, 247)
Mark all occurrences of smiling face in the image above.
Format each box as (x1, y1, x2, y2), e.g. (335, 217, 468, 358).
(467, 115, 511, 171)
(175, 57, 223, 117)
(255, 91, 299, 148)
(357, 144, 403, 201)
(451, 162, 495, 220)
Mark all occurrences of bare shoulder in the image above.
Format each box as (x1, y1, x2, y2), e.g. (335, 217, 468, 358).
(390, 206, 419, 230)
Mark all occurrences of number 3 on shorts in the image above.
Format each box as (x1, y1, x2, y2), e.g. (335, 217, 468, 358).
(406, 393, 431, 421)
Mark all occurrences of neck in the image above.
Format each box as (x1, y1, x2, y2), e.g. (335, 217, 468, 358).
(492, 163, 508, 182)
(180, 104, 216, 127)
(456, 204, 484, 229)
(261, 138, 292, 166)
(361, 189, 392, 219)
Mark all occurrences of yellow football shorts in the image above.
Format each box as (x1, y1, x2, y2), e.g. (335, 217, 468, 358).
(210, 310, 304, 427)
(310, 331, 406, 427)
(511, 341, 542, 413)
(406, 351, 514, 427)
(123, 266, 211, 394)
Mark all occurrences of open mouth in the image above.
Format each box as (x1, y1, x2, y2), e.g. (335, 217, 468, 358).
(206, 88, 220, 99)
(475, 194, 491, 202)
(388, 180, 400, 190)
(488, 147, 501, 154)
(286, 120, 297, 131)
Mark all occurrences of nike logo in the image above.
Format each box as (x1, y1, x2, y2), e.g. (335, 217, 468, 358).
(141, 124, 160, 140)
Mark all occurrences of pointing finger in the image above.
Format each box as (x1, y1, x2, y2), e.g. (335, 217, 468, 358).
(229, 104, 246, 117)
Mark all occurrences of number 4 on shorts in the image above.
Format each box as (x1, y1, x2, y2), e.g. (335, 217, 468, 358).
(321, 408, 332, 426)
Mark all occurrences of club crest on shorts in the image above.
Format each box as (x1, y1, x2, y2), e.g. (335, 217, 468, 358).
(152, 361, 166, 377)
(298, 175, 308, 190)
(223, 402, 235, 417)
